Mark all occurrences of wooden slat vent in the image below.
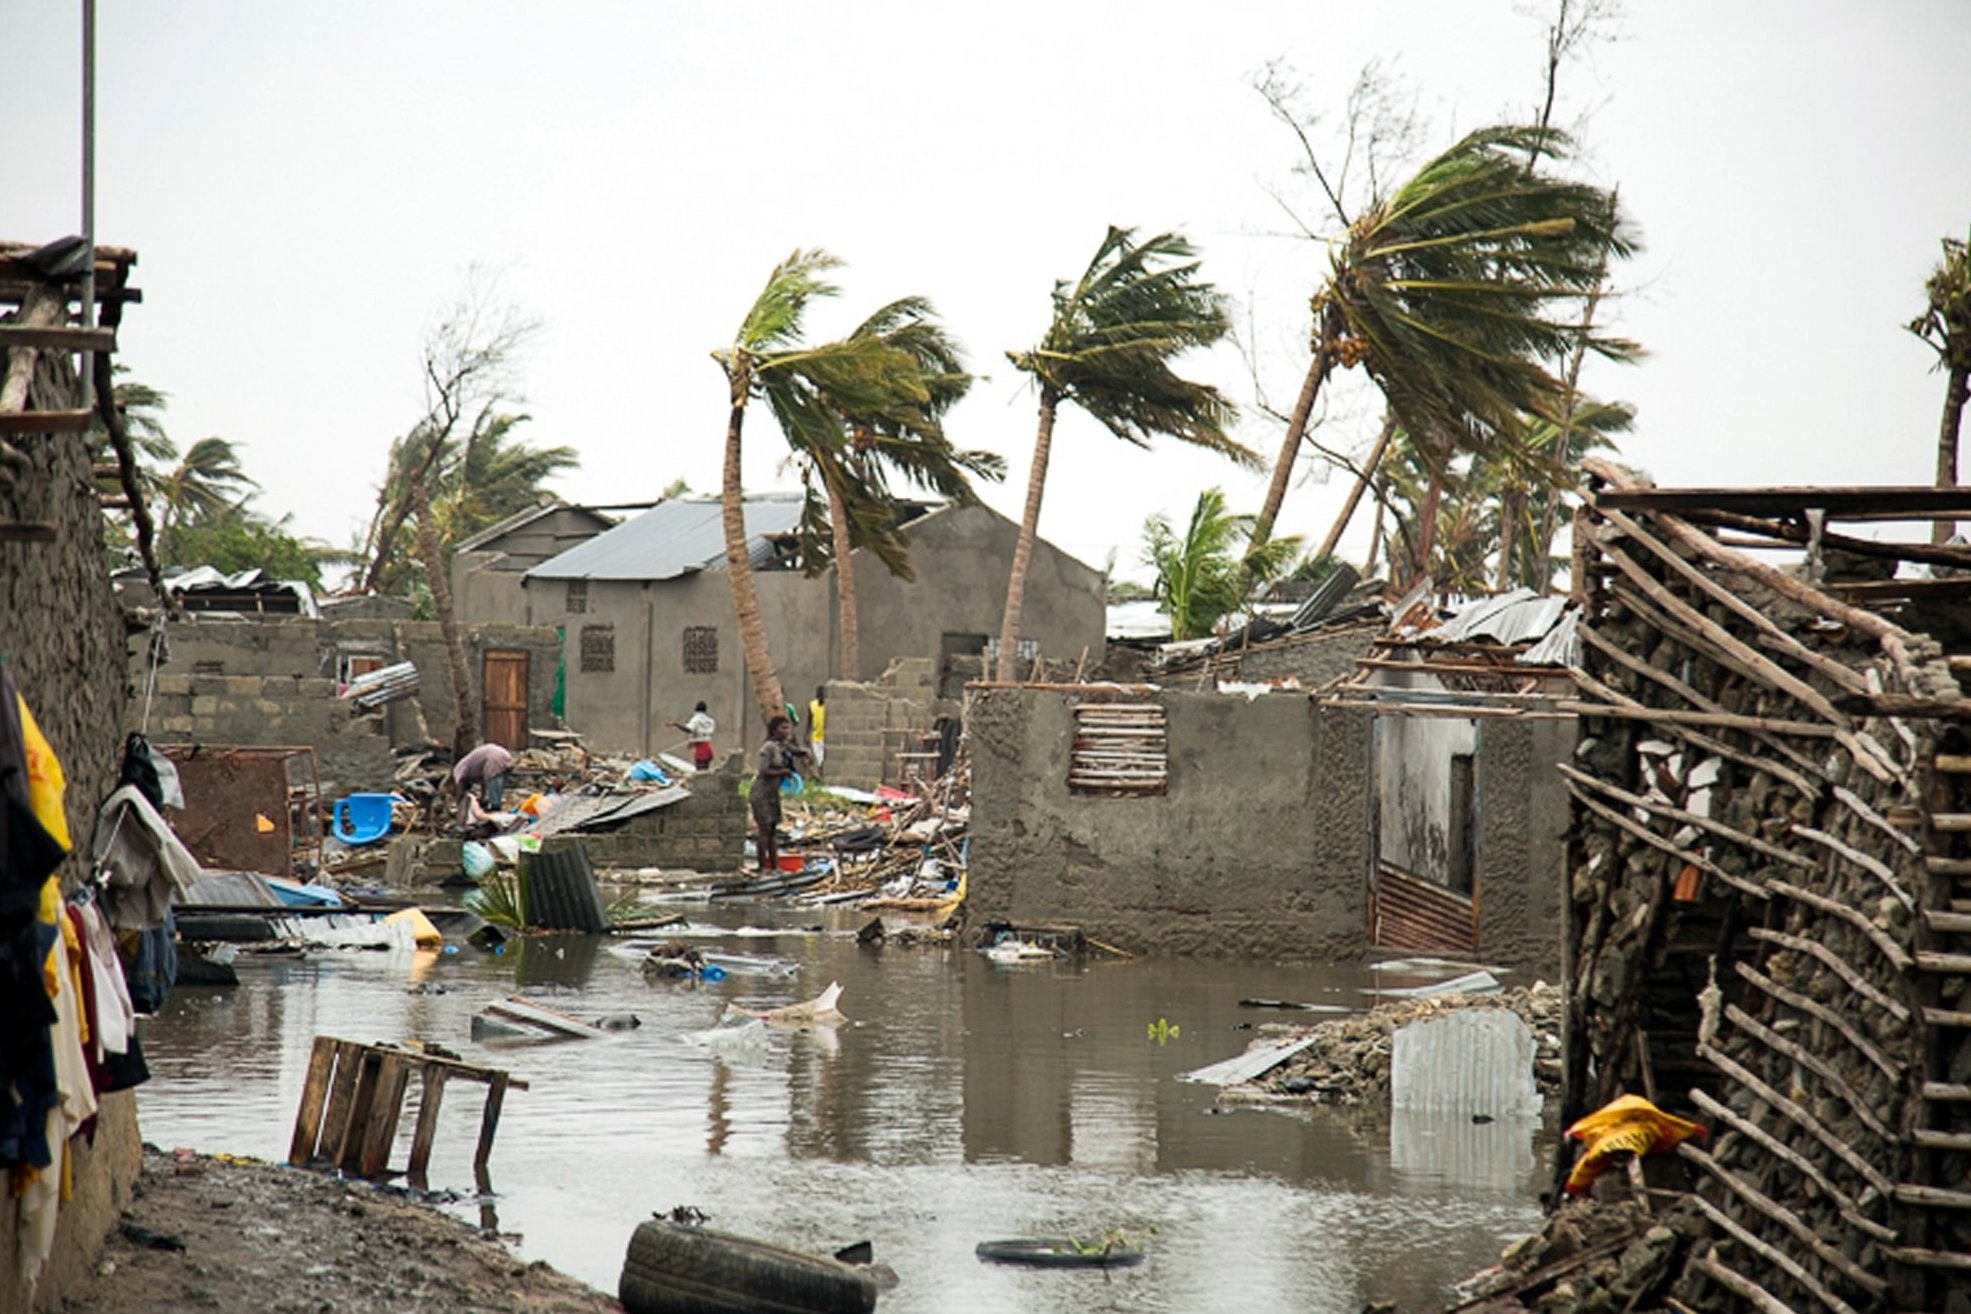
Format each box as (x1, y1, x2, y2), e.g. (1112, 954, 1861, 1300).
(1069, 702, 1167, 797)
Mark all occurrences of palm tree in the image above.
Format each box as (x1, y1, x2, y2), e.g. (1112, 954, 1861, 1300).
(1910, 230, 1971, 543)
(712, 250, 929, 726)
(1252, 125, 1638, 566)
(777, 298, 1001, 678)
(1142, 487, 1301, 641)
(997, 227, 1253, 680)
(153, 437, 258, 557)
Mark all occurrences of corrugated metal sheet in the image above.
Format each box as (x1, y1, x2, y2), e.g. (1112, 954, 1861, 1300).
(1432, 589, 1569, 645)
(1390, 1009, 1542, 1116)
(526, 496, 806, 582)
(1371, 862, 1477, 953)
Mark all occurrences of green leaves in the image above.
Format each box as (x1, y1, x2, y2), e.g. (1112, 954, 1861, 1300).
(1142, 486, 1302, 641)
(1011, 227, 1254, 466)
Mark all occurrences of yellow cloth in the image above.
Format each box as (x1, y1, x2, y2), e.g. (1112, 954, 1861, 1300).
(1563, 1094, 1705, 1194)
(17, 693, 70, 851)
(37, 877, 62, 996)
(808, 699, 825, 742)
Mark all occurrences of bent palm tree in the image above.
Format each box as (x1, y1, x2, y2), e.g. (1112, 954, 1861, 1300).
(153, 437, 258, 557)
(997, 227, 1252, 681)
(714, 251, 928, 725)
(1252, 124, 1638, 564)
(1910, 230, 1971, 543)
(776, 298, 1001, 678)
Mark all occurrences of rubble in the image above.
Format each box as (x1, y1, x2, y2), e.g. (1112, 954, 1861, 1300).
(1221, 982, 1563, 1109)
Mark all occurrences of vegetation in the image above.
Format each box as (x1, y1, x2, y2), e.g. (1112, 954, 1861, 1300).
(1141, 487, 1301, 640)
(997, 227, 1253, 679)
(774, 297, 1002, 679)
(1911, 229, 1971, 543)
(714, 251, 957, 724)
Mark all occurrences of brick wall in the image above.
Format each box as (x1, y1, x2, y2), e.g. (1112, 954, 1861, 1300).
(144, 671, 395, 791)
(541, 771, 748, 872)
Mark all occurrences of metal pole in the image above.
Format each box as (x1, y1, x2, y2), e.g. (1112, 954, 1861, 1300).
(80, 0, 98, 409)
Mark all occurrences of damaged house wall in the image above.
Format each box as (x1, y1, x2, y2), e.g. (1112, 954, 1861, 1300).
(969, 686, 1572, 967)
(133, 617, 561, 789)
(1546, 461, 1971, 1314)
(0, 277, 142, 1307)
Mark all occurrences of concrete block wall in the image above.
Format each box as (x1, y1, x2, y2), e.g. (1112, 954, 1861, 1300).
(542, 771, 748, 872)
(821, 658, 937, 789)
(143, 671, 396, 790)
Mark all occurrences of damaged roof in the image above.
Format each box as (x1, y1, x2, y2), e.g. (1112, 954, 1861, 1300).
(526, 495, 806, 582)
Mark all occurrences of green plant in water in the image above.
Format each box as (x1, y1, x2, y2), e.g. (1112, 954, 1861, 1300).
(1146, 1017, 1179, 1045)
(465, 869, 526, 928)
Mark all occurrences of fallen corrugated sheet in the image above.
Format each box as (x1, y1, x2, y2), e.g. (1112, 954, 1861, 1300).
(1389, 1008, 1542, 1116)
(1178, 1034, 1321, 1086)
(521, 845, 610, 932)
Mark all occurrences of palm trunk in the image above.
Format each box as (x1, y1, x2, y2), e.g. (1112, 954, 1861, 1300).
(826, 471, 860, 679)
(413, 474, 476, 756)
(722, 371, 785, 727)
(1494, 485, 1525, 592)
(995, 387, 1059, 682)
(1251, 309, 1340, 548)
(1410, 446, 1448, 590)
(1314, 409, 1398, 562)
(1933, 363, 1969, 544)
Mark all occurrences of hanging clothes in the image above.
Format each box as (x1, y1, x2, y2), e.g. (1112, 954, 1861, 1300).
(14, 884, 98, 1287)
(91, 785, 200, 931)
(72, 902, 132, 1062)
(0, 665, 65, 1176)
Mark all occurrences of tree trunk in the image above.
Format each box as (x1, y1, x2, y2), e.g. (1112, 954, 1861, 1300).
(995, 388, 1059, 682)
(1933, 363, 1969, 544)
(721, 370, 785, 727)
(413, 473, 476, 756)
(1364, 478, 1385, 576)
(1494, 485, 1526, 592)
(1314, 409, 1398, 562)
(826, 470, 859, 679)
(1537, 259, 1608, 594)
(1251, 309, 1340, 548)
(1409, 445, 1447, 590)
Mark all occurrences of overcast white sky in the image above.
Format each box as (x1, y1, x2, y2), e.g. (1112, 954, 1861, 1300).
(7, 2, 1970, 584)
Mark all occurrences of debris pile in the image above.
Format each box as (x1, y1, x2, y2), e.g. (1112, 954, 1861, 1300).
(1446, 1198, 1705, 1314)
(1224, 982, 1561, 1109)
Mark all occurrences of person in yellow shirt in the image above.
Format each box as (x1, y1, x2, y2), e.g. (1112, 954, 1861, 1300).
(806, 686, 826, 776)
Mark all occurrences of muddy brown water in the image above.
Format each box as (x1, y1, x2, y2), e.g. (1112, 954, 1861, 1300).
(135, 899, 1552, 1312)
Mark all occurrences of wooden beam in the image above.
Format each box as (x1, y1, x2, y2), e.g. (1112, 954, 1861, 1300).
(0, 324, 114, 352)
(1597, 485, 1971, 517)
(0, 409, 94, 435)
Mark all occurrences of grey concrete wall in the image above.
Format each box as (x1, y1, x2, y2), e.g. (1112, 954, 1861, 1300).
(1214, 620, 1381, 688)
(852, 503, 1107, 681)
(135, 617, 561, 790)
(0, 348, 143, 1306)
(967, 688, 1374, 959)
(1473, 715, 1573, 973)
(541, 765, 749, 872)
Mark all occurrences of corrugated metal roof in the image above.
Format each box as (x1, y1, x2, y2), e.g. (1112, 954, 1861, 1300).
(1431, 589, 1569, 646)
(526, 496, 806, 582)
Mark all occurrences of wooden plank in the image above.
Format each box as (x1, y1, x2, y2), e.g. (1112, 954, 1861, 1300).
(0, 324, 114, 352)
(287, 1037, 339, 1167)
(1934, 754, 1971, 774)
(1928, 814, 1971, 832)
(1686, 1254, 1803, 1314)
(1747, 926, 1911, 1022)
(331, 1048, 382, 1172)
(1554, 698, 1836, 738)
(1686, 1190, 1868, 1314)
(1684, 1089, 1897, 1242)
(473, 1073, 509, 1170)
(1922, 910, 1971, 934)
(1885, 1246, 1971, 1270)
(1914, 951, 1971, 974)
(358, 1054, 412, 1179)
(1924, 856, 1971, 878)
(1921, 1082, 1971, 1102)
(0, 409, 93, 435)
(1724, 1002, 1894, 1143)
(1893, 1184, 1971, 1210)
(0, 522, 56, 543)
(317, 1041, 366, 1168)
(1597, 485, 1971, 517)
(406, 1065, 449, 1182)
(1910, 1129, 1971, 1151)
(1920, 1007, 1971, 1027)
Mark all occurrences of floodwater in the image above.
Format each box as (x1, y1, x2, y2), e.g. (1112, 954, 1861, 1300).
(134, 900, 1552, 1313)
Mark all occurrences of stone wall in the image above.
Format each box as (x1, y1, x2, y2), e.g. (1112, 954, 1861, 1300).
(0, 344, 142, 1306)
(967, 686, 1570, 967)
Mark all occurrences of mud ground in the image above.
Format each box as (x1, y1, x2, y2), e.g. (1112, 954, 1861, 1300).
(55, 1148, 619, 1314)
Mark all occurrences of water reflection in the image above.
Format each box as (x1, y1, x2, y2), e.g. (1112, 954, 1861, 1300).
(136, 909, 1549, 1312)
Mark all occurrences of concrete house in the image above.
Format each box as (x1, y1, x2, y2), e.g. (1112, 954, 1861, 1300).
(481, 495, 1104, 757)
(451, 500, 619, 627)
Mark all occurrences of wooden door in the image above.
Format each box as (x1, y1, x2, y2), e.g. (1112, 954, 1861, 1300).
(481, 649, 530, 750)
